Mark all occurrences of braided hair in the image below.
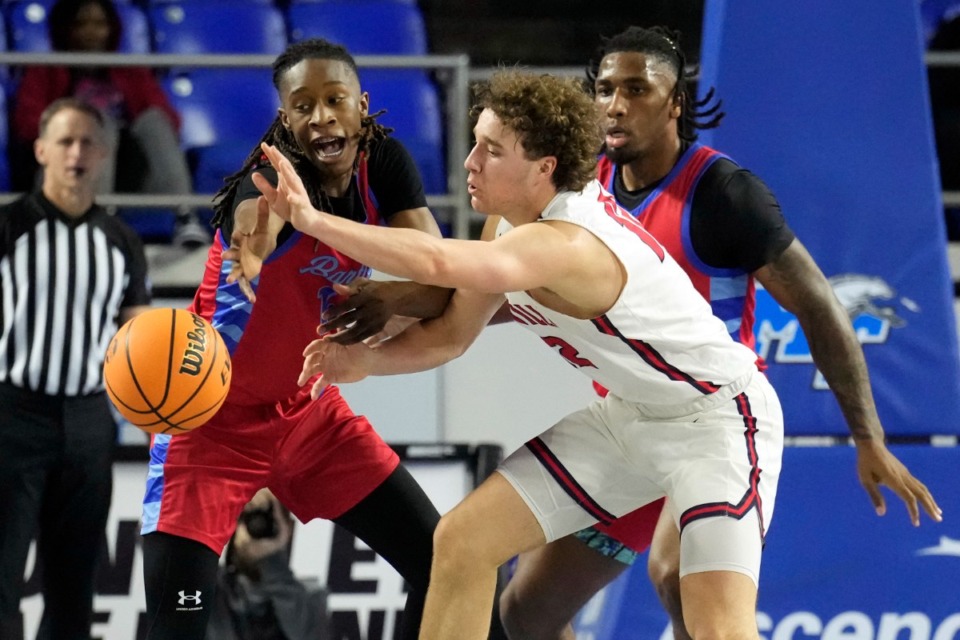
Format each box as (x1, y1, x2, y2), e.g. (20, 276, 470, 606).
(211, 38, 392, 228)
(585, 26, 724, 142)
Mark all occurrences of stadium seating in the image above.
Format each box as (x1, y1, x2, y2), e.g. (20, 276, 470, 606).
(117, 3, 149, 54)
(5, 0, 149, 53)
(361, 68, 446, 194)
(150, 2, 287, 55)
(5, 0, 53, 52)
(283, 1, 445, 192)
(287, 0, 427, 54)
(163, 68, 279, 191)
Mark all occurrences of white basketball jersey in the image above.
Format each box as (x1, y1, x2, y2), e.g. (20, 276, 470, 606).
(500, 181, 758, 409)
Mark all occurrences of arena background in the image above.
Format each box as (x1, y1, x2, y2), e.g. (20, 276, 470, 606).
(8, 0, 960, 638)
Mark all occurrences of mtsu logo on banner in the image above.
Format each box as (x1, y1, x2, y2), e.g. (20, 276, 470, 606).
(756, 273, 918, 391)
(753, 266, 959, 436)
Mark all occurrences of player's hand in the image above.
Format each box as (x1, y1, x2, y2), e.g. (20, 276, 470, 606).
(254, 143, 320, 233)
(320, 280, 392, 345)
(299, 338, 373, 400)
(321, 279, 424, 345)
(222, 196, 275, 303)
(322, 279, 452, 345)
(855, 438, 942, 526)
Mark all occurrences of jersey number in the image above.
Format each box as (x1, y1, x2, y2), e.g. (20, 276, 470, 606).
(542, 336, 597, 369)
(597, 188, 665, 261)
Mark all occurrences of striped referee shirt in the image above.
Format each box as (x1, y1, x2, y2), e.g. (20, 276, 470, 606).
(0, 191, 151, 396)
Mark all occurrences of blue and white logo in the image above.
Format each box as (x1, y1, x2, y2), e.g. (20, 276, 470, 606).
(916, 536, 960, 558)
(754, 273, 919, 389)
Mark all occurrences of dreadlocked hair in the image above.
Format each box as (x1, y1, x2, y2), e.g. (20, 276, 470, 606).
(585, 25, 724, 142)
(211, 38, 393, 228)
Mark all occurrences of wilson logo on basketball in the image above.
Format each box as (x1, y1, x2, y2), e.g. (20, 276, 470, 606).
(178, 314, 208, 376)
(103, 307, 232, 435)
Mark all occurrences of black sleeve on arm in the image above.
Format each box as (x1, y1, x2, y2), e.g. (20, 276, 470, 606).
(220, 165, 279, 240)
(688, 160, 796, 272)
(366, 137, 429, 222)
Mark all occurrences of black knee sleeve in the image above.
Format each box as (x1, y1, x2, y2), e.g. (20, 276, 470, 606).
(141, 532, 220, 640)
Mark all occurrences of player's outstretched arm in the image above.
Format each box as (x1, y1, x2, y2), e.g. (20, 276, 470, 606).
(255, 142, 576, 295)
(301, 288, 504, 399)
(222, 195, 285, 303)
(756, 239, 942, 526)
(324, 216, 513, 345)
(321, 279, 455, 345)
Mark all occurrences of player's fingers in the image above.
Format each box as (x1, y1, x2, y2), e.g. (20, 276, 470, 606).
(863, 480, 886, 517)
(326, 325, 376, 346)
(238, 277, 256, 304)
(887, 481, 920, 526)
(299, 350, 325, 387)
(320, 306, 357, 328)
(310, 375, 327, 401)
(911, 480, 943, 523)
(251, 173, 277, 201)
(332, 282, 357, 295)
(256, 195, 271, 228)
(302, 338, 326, 357)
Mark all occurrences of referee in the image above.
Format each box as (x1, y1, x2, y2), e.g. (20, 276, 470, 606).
(0, 97, 151, 639)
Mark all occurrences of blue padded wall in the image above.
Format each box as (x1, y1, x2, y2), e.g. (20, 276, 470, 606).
(697, 0, 960, 435)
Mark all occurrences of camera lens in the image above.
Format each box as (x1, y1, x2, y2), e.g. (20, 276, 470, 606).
(242, 504, 277, 539)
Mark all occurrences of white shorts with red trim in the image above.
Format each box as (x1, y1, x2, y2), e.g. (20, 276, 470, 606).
(497, 369, 783, 585)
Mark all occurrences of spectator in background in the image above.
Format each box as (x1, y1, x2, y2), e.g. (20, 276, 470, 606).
(0, 97, 151, 640)
(207, 489, 330, 640)
(10, 0, 210, 248)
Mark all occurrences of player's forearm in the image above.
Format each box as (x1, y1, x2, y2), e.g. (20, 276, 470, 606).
(797, 301, 884, 441)
(384, 281, 455, 320)
(304, 213, 465, 286)
(365, 290, 500, 376)
(365, 318, 473, 375)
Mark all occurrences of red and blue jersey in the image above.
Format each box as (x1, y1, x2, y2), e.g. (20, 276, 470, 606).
(190, 161, 382, 406)
(598, 144, 758, 352)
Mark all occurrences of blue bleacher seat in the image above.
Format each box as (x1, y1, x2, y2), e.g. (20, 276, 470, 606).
(5, 0, 150, 53)
(287, 0, 427, 54)
(147, 0, 272, 4)
(163, 68, 279, 192)
(116, 4, 149, 54)
(6, 0, 52, 51)
(150, 2, 287, 55)
(164, 68, 278, 150)
(361, 68, 446, 194)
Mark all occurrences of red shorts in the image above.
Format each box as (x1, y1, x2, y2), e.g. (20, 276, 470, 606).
(592, 497, 666, 553)
(589, 381, 664, 553)
(141, 385, 399, 553)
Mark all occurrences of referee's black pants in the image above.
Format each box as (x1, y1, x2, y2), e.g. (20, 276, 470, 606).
(0, 383, 115, 640)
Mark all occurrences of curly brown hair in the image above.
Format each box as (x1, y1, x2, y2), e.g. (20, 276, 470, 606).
(470, 71, 601, 193)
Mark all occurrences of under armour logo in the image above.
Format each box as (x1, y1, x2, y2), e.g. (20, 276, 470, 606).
(178, 591, 202, 605)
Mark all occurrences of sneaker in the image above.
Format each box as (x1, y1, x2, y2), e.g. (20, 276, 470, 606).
(172, 216, 211, 249)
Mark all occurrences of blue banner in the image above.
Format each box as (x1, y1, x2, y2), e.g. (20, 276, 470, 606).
(695, 0, 960, 435)
(573, 445, 960, 639)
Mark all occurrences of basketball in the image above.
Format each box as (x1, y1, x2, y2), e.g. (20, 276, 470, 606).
(103, 308, 232, 435)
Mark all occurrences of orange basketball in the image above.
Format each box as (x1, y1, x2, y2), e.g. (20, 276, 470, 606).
(103, 308, 232, 435)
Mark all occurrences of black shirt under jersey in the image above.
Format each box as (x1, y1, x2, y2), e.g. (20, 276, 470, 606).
(226, 137, 428, 244)
(612, 153, 796, 273)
